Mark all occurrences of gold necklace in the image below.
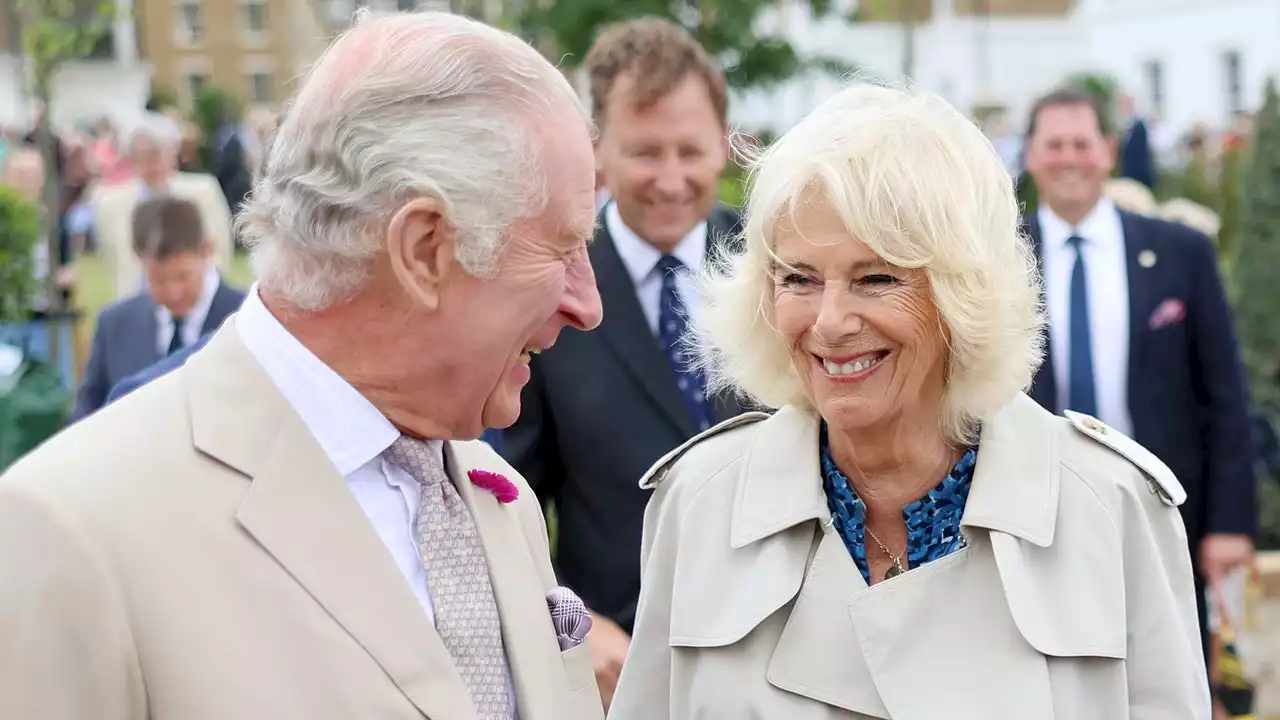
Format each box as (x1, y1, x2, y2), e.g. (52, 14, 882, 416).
(865, 526, 907, 578)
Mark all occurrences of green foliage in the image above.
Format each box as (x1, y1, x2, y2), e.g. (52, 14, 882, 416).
(19, 0, 116, 95)
(190, 87, 240, 172)
(1064, 72, 1121, 135)
(519, 0, 852, 90)
(147, 85, 179, 111)
(0, 186, 43, 324)
(1233, 79, 1280, 409)
(1234, 79, 1280, 549)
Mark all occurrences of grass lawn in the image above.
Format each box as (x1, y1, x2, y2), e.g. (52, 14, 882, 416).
(69, 253, 256, 377)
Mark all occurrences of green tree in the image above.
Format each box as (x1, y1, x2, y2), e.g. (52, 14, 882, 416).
(191, 86, 241, 172)
(519, 0, 851, 90)
(1232, 79, 1280, 549)
(1233, 78, 1280, 409)
(17, 0, 115, 320)
(0, 186, 42, 324)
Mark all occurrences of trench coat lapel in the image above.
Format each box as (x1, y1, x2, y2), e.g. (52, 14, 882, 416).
(737, 396, 1065, 719)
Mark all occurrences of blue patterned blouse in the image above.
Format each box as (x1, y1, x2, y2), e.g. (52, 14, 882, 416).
(820, 425, 978, 584)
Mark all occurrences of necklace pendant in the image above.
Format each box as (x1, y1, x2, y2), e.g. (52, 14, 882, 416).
(884, 564, 904, 579)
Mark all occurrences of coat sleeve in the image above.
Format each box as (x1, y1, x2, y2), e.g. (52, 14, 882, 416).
(606, 470, 683, 720)
(0, 480, 147, 720)
(1183, 228, 1257, 537)
(1120, 472, 1213, 719)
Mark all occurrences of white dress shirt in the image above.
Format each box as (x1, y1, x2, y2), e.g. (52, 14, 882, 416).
(605, 201, 707, 335)
(234, 288, 519, 715)
(155, 265, 220, 356)
(1039, 199, 1134, 437)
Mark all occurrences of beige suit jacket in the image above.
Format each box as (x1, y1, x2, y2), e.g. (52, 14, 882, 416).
(608, 395, 1211, 720)
(0, 327, 603, 720)
(92, 174, 234, 300)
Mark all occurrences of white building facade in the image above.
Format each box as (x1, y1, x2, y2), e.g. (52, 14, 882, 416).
(0, 0, 151, 132)
(732, 0, 1280, 136)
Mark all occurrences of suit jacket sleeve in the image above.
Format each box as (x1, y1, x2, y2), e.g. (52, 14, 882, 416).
(1185, 230, 1258, 537)
(71, 309, 114, 422)
(0, 481, 147, 720)
(501, 356, 566, 509)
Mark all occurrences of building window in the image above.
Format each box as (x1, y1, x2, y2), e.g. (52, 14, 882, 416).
(186, 72, 208, 102)
(1223, 49, 1243, 118)
(243, 1, 268, 33)
(177, 1, 204, 43)
(396, 0, 416, 10)
(1143, 59, 1164, 119)
(248, 71, 274, 104)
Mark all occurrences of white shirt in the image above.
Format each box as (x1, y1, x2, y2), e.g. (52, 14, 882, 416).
(155, 265, 220, 356)
(1039, 199, 1134, 436)
(234, 288, 519, 714)
(605, 201, 707, 335)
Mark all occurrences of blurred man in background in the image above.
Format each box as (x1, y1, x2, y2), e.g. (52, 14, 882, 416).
(92, 114, 233, 301)
(1022, 87, 1256, 662)
(502, 17, 750, 709)
(71, 196, 243, 421)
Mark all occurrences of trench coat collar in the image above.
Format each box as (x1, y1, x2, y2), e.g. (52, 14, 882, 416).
(729, 393, 1061, 550)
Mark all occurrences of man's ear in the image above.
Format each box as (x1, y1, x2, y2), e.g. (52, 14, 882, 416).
(387, 197, 455, 311)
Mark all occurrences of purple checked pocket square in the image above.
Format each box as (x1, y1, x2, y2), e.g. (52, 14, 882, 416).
(546, 586, 592, 651)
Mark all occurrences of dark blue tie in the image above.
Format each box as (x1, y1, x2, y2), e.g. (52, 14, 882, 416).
(656, 255, 713, 433)
(1066, 234, 1098, 416)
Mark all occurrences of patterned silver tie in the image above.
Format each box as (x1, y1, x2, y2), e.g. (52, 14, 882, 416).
(384, 436, 513, 719)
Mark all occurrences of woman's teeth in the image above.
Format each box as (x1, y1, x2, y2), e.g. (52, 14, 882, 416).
(822, 355, 883, 376)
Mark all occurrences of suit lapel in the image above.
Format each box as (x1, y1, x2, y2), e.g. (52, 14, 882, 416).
(1119, 211, 1160, 416)
(591, 224, 697, 436)
(446, 442, 568, 720)
(187, 328, 478, 720)
(200, 280, 245, 335)
(125, 298, 162, 372)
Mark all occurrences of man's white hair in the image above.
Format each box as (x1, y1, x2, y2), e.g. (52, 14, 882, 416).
(126, 112, 182, 153)
(696, 80, 1045, 445)
(237, 10, 587, 311)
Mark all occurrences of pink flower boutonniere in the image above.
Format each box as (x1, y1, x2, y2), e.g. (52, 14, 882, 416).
(467, 469, 520, 504)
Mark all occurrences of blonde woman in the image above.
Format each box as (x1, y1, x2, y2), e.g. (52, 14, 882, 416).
(608, 82, 1210, 719)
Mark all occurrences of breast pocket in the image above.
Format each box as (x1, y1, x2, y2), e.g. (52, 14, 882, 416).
(559, 640, 595, 692)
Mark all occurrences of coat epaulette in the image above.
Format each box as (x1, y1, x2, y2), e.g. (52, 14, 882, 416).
(1064, 411, 1186, 507)
(638, 412, 771, 491)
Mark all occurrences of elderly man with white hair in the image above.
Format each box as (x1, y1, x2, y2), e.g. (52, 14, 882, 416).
(92, 111, 233, 300)
(0, 10, 605, 720)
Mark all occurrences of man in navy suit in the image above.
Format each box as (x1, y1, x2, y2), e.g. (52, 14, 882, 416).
(1021, 87, 1256, 657)
(105, 331, 213, 404)
(72, 197, 244, 420)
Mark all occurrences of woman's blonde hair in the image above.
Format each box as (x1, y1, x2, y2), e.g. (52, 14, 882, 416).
(695, 80, 1045, 444)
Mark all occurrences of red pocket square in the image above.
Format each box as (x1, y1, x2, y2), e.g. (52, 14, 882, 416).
(1149, 298, 1186, 329)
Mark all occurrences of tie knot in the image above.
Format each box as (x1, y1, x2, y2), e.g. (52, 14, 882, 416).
(656, 255, 684, 276)
(385, 435, 448, 486)
(1066, 234, 1086, 248)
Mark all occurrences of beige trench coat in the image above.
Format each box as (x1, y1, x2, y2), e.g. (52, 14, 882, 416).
(608, 394, 1210, 720)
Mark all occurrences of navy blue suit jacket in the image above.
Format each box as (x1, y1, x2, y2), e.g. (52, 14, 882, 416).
(105, 330, 215, 405)
(1120, 118, 1157, 190)
(72, 280, 244, 421)
(1026, 210, 1257, 547)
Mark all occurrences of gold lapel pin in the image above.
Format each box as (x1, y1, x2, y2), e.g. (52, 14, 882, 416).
(1138, 250, 1157, 268)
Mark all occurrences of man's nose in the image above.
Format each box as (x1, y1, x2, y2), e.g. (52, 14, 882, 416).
(562, 253, 603, 331)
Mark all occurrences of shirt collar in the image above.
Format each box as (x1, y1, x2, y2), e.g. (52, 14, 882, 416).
(605, 201, 708, 285)
(155, 265, 220, 327)
(234, 285, 399, 476)
(1037, 197, 1121, 249)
